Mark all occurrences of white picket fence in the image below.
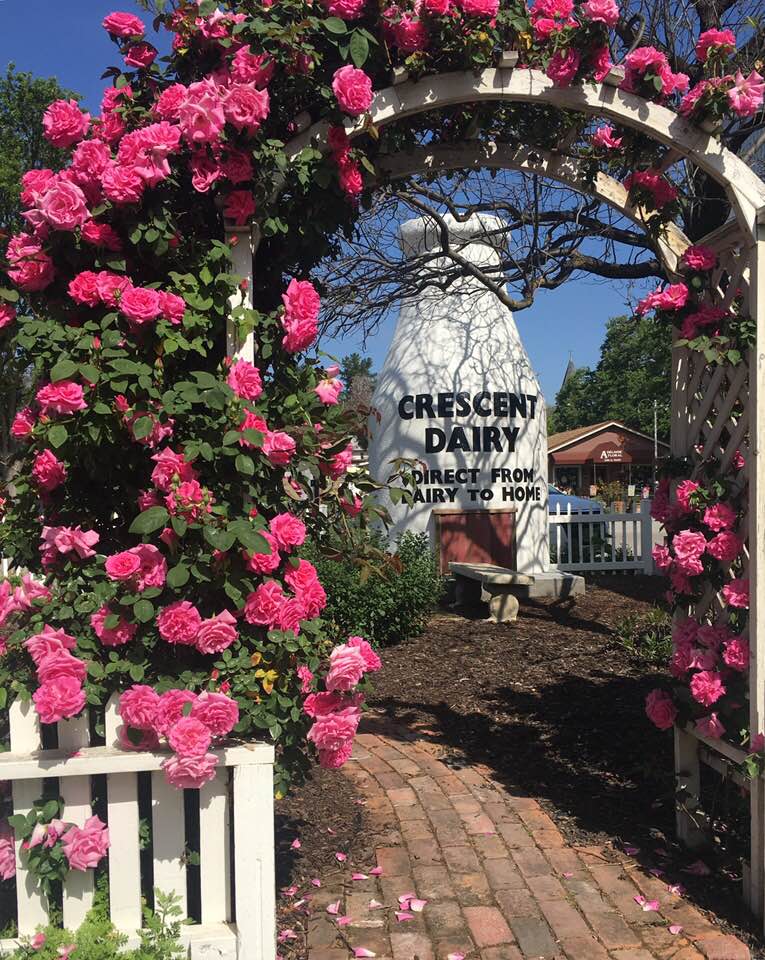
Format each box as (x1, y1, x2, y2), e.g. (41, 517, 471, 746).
(1, 697, 276, 960)
(548, 499, 655, 574)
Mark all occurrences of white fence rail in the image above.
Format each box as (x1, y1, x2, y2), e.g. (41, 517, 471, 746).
(2, 698, 276, 960)
(548, 499, 654, 574)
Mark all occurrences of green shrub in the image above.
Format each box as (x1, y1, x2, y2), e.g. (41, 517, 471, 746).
(613, 607, 672, 666)
(306, 532, 443, 647)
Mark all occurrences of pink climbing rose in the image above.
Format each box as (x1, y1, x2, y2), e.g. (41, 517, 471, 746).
(227, 359, 263, 400)
(36, 381, 87, 416)
(696, 28, 736, 62)
(689, 670, 726, 707)
(119, 684, 161, 730)
(592, 125, 623, 150)
(42, 100, 91, 149)
(191, 691, 239, 737)
(348, 636, 382, 673)
(645, 689, 677, 730)
(332, 66, 373, 116)
(32, 450, 67, 492)
(325, 643, 368, 692)
(195, 611, 238, 654)
(703, 502, 737, 532)
(162, 753, 218, 789)
(723, 577, 749, 609)
(168, 716, 212, 758)
(103, 11, 146, 37)
(728, 70, 765, 118)
(157, 600, 203, 645)
(581, 0, 619, 25)
(695, 713, 726, 739)
(315, 378, 344, 404)
(263, 431, 296, 466)
(681, 244, 717, 272)
(269, 513, 306, 551)
(33, 676, 87, 724)
(62, 816, 110, 870)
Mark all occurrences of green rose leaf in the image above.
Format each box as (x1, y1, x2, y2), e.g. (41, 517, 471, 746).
(129, 506, 170, 535)
(133, 599, 155, 623)
(50, 359, 78, 382)
(48, 424, 68, 449)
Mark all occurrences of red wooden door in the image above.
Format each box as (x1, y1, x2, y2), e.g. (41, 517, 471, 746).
(435, 509, 517, 574)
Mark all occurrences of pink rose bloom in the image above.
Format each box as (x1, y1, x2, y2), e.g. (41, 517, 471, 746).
(121, 286, 162, 326)
(315, 378, 344, 404)
(154, 84, 188, 121)
(178, 79, 226, 144)
(723, 635, 749, 672)
(117, 725, 160, 751)
(231, 48, 275, 87)
(195, 610, 238, 654)
(459, 0, 499, 12)
(342, 495, 363, 517)
(338, 161, 364, 198)
(43, 99, 90, 148)
(581, 0, 619, 25)
(326, 643, 367, 692)
(168, 716, 212, 758)
(155, 688, 198, 736)
(681, 244, 717, 272)
(90, 605, 136, 647)
(118, 124, 182, 187)
(703, 502, 737, 532)
(220, 150, 254, 184)
(547, 49, 581, 87)
(0, 303, 16, 330)
(294, 574, 327, 619)
(0, 825, 15, 881)
(227, 360, 263, 401)
(41, 525, 100, 560)
(69, 270, 102, 306)
(105, 551, 143, 581)
(591, 45, 613, 82)
(263, 431, 296, 467)
(307, 705, 361, 753)
(6, 233, 56, 292)
(297, 665, 314, 694)
(285, 558, 321, 592)
(11, 407, 35, 440)
(191, 691, 239, 737)
(695, 713, 725, 739)
(324, 443, 354, 480)
(347, 636, 381, 672)
(728, 70, 765, 118)
(243, 533, 281, 577)
(303, 691, 350, 718)
(672, 530, 706, 577)
(223, 190, 257, 226)
(127, 543, 167, 591)
(282, 279, 320, 332)
(224, 84, 269, 132)
(245, 580, 285, 626)
(71, 139, 112, 186)
(158, 291, 186, 326)
(119, 684, 160, 729)
(103, 11, 145, 37)
(592, 124, 622, 150)
(275, 596, 306, 635)
(165, 479, 211, 522)
(675, 479, 701, 512)
(39, 180, 90, 232)
(723, 577, 749, 609)
(645, 689, 677, 730)
(321, 0, 367, 16)
(36, 649, 87, 685)
(706, 531, 742, 563)
(696, 27, 736, 62)
(424, 0, 451, 11)
(393, 14, 429, 51)
(269, 513, 306, 552)
(162, 752, 218, 789)
(32, 449, 67, 492)
(96, 271, 131, 307)
(332, 66, 373, 116)
(190, 152, 222, 193)
(157, 601, 202, 645)
(24, 625, 77, 666)
(62, 815, 109, 870)
(124, 42, 157, 69)
(282, 314, 319, 352)
(690, 669, 726, 707)
(652, 543, 672, 571)
(151, 448, 196, 491)
(20, 168, 55, 206)
(36, 380, 87, 417)
(101, 164, 144, 204)
(33, 676, 86, 724)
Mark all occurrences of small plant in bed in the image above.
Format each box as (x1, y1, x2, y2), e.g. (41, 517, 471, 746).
(613, 607, 673, 667)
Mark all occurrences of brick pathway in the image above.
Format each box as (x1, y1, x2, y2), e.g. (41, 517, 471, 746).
(305, 715, 750, 960)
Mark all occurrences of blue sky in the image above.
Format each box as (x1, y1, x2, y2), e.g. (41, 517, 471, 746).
(0, 0, 654, 404)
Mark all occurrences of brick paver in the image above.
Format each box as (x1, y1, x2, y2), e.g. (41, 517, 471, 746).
(303, 715, 750, 960)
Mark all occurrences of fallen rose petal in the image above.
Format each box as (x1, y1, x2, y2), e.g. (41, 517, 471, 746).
(368, 899, 384, 910)
(624, 845, 640, 855)
(634, 895, 646, 906)
(291, 839, 301, 850)
(682, 860, 711, 875)
(277, 929, 298, 942)
(352, 873, 369, 881)
(562, 871, 574, 878)
(337, 915, 353, 926)
(447, 954, 465, 960)
(650, 868, 665, 877)
(667, 883, 685, 895)
(409, 898, 427, 912)
(395, 911, 415, 922)
(642, 900, 660, 912)
(328, 828, 336, 835)
(370, 866, 383, 876)
(281, 885, 298, 898)
(311, 879, 322, 887)
(398, 893, 416, 905)
(669, 924, 683, 935)
(326, 900, 341, 915)
(353, 949, 376, 958)
(335, 851, 347, 862)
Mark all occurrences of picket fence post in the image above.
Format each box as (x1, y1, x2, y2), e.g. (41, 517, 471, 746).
(640, 499, 654, 574)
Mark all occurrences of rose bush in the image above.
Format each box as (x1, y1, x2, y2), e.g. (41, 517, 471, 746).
(0, 0, 760, 805)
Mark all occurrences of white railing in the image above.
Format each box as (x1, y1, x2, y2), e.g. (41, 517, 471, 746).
(2, 698, 276, 960)
(548, 499, 654, 574)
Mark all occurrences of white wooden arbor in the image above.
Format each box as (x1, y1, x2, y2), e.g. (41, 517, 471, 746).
(282, 66, 765, 918)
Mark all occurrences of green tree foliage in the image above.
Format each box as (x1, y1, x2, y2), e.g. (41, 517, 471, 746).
(0, 65, 76, 483)
(340, 352, 375, 388)
(547, 315, 672, 439)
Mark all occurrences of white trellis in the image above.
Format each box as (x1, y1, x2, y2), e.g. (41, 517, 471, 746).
(277, 67, 765, 921)
(1, 698, 276, 960)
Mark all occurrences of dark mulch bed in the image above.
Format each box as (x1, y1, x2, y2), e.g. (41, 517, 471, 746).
(275, 575, 764, 957)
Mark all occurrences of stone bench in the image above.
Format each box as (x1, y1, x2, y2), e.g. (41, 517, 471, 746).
(449, 563, 586, 623)
(449, 562, 534, 623)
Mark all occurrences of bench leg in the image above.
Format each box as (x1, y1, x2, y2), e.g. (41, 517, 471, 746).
(482, 588, 519, 624)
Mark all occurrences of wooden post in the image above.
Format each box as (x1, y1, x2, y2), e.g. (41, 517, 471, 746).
(58, 713, 95, 928)
(674, 727, 707, 850)
(640, 499, 654, 574)
(233, 762, 275, 960)
(225, 225, 257, 363)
